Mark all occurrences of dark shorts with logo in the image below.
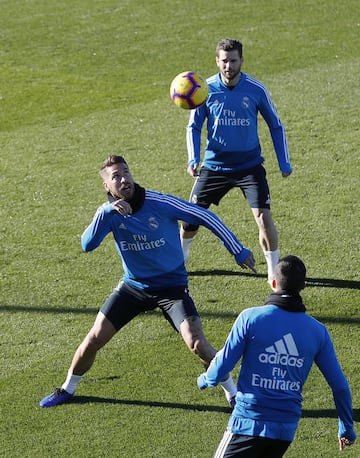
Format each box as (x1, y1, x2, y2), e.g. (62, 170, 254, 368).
(215, 430, 291, 458)
(182, 164, 271, 232)
(101, 281, 199, 332)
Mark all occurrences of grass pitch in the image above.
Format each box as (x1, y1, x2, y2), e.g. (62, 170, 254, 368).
(0, 0, 359, 456)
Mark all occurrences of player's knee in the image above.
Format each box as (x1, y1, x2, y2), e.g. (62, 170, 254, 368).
(255, 209, 272, 229)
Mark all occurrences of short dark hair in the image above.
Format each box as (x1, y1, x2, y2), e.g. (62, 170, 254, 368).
(216, 38, 243, 58)
(100, 155, 127, 177)
(274, 255, 306, 293)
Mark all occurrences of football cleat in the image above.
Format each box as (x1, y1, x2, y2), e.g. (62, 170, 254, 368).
(39, 388, 73, 408)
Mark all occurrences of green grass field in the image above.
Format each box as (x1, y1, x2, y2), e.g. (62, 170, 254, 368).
(1, 0, 359, 456)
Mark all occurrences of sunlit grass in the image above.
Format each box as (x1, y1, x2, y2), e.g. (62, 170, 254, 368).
(0, 0, 359, 456)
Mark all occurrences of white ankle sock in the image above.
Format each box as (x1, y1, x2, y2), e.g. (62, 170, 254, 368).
(181, 237, 194, 262)
(263, 249, 280, 280)
(61, 371, 83, 395)
(219, 374, 237, 400)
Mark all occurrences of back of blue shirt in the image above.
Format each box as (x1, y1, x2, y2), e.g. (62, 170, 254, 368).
(204, 304, 353, 440)
(232, 306, 327, 420)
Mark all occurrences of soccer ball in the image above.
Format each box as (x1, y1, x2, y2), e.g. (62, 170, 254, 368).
(170, 71, 208, 109)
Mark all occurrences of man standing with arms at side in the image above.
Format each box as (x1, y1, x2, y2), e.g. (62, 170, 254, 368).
(181, 38, 292, 284)
(197, 255, 356, 457)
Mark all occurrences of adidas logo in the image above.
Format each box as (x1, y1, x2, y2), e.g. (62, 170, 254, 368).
(266, 333, 299, 355)
(259, 333, 304, 368)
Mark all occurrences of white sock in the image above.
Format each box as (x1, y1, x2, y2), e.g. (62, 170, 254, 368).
(263, 249, 280, 281)
(181, 237, 194, 262)
(61, 371, 83, 394)
(219, 374, 237, 400)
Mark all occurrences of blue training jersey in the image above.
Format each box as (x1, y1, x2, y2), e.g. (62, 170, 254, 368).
(81, 189, 249, 289)
(186, 72, 292, 174)
(203, 304, 355, 441)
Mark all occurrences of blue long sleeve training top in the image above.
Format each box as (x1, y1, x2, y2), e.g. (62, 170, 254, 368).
(81, 189, 249, 289)
(200, 304, 355, 442)
(186, 72, 292, 174)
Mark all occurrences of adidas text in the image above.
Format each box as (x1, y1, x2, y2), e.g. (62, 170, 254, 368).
(259, 353, 304, 368)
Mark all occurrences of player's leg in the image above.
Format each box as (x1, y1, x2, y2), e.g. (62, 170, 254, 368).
(160, 287, 237, 407)
(39, 311, 117, 408)
(67, 311, 117, 377)
(180, 170, 204, 258)
(40, 282, 142, 408)
(238, 165, 279, 283)
(251, 207, 279, 282)
(180, 316, 237, 407)
(181, 167, 231, 262)
(180, 315, 217, 366)
(180, 227, 198, 262)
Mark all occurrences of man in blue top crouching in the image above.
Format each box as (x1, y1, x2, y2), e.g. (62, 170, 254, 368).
(40, 154, 256, 409)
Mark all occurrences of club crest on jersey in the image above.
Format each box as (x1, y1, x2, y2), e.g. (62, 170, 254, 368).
(241, 97, 249, 109)
(148, 217, 159, 230)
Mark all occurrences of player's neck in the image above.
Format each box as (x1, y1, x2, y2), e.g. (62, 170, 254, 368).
(222, 72, 241, 88)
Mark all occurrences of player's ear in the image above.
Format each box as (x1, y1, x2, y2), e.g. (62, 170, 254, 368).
(103, 182, 110, 192)
(271, 278, 277, 292)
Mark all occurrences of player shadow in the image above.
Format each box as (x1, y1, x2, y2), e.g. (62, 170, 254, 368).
(302, 408, 360, 422)
(0, 303, 99, 314)
(1, 302, 360, 325)
(59, 396, 360, 421)
(188, 270, 360, 290)
(67, 395, 231, 413)
(1, 273, 358, 320)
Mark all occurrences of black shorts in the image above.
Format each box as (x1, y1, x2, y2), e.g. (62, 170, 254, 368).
(183, 164, 271, 232)
(215, 429, 291, 458)
(191, 164, 270, 208)
(100, 281, 200, 332)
